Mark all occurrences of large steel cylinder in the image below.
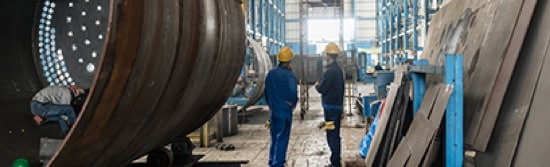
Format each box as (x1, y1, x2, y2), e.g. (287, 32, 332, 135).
(242, 37, 272, 108)
(0, 0, 245, 166)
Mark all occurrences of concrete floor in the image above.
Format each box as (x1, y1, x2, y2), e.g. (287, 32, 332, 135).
(194, 83, 374, 167)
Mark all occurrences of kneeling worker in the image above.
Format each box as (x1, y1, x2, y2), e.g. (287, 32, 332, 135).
(30, 85, 86, 135)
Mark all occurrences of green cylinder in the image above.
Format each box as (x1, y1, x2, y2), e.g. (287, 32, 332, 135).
(12, 158, 29, 167)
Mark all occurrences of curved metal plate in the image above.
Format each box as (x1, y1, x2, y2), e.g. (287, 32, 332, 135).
(243, 37, 272, 107)
(0, 0, 245, 166)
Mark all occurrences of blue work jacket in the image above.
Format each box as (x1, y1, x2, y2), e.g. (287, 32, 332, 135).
(264, 65, 298, 120)
(316, 62, 345, 108)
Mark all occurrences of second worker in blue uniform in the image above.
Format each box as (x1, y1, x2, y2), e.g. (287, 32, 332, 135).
(316, 42, 345, 167)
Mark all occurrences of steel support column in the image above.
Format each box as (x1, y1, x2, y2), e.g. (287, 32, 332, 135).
(445, 54, 464, 167)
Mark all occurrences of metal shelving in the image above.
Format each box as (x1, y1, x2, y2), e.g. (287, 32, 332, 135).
(246, 0, 286, 55)
(376, 0, 444, 67)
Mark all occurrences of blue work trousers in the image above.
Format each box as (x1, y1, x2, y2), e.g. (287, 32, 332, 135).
(268, 116, 292, 167)
(324, 108, 342, 167)
(30, 101, 76, 132)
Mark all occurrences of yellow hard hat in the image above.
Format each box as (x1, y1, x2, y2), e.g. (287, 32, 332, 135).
(324, 42, 340, 55)
(277, 46, 295, 62)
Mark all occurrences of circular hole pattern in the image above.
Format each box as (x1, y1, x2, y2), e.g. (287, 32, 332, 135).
(36, 0, 108, 87)
(86, 63, 95, 73)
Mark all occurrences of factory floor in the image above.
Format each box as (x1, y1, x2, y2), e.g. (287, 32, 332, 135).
(194, 83, 374, 167)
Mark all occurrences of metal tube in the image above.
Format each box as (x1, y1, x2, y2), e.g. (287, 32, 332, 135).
(404, 0, 409, 59)
(413, 0, 419, 60)
(445, 54, 464, 167)
(339, 0, 344, 49)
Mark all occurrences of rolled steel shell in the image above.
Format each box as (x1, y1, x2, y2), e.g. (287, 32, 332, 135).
(0, 0, 245, 166)
(243, 37, 272, 108)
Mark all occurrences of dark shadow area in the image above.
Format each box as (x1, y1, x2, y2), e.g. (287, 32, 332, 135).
(238, 107, 270, 124)
(0, 0, 61, 166)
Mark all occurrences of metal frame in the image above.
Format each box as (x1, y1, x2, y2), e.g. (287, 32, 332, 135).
(444, 54, 464, 167)
(409, 54, 464, 167)
(246, 0, 286, 55)
(376, 0, 443, 67)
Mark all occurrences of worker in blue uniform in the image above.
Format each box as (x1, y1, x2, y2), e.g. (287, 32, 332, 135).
(315, 42, 345, 167)
(375, 62, 383, 71)
(264, 46, 298, 167)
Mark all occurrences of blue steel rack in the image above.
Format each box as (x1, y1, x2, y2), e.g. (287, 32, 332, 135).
(409, 54, 464, 167)
(246, 0, 286, 55)
(376, 0, 443, 66)
(228, 0, 286, 106)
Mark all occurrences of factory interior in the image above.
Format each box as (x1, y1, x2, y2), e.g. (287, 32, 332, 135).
(1, 0, 549, 166)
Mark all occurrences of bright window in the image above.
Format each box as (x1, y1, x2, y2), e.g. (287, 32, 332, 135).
(307, 19, 355, 43)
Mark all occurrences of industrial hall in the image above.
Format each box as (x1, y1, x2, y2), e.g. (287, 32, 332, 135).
(1, 0, 546, 166)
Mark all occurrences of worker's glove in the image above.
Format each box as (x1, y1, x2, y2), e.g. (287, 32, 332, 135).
(265, 120, 270, 129)
(318, 121, 335, 131)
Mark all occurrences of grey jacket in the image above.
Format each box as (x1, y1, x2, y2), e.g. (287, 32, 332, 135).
(32, 85, 73, 105)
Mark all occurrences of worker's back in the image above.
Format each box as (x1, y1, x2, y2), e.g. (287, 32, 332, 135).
(32, 85, 72, 105)
(264, 66, 298, 119)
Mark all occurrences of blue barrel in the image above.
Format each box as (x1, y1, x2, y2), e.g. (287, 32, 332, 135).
(375, 71, 395, 98)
